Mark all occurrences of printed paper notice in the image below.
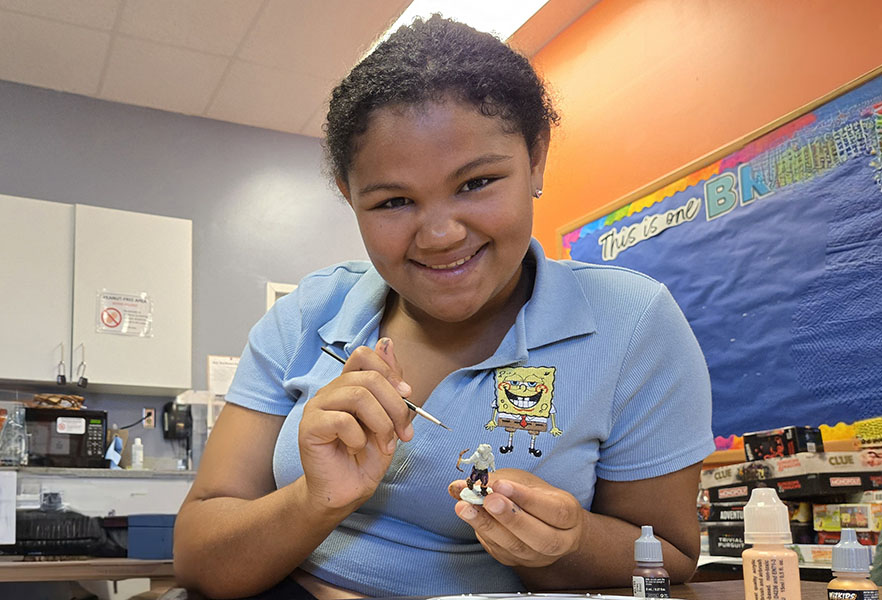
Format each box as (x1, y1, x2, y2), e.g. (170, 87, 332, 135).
(208, 355, 239, 396)
(0, 471, 16, 544)
(96, 291, 153, 337)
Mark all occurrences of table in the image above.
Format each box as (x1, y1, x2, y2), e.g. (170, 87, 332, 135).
(0, 557, 175, 600)
(598, 579, 828, 599)
(0, 557, 173, 582)
(152, 579, 831, 600)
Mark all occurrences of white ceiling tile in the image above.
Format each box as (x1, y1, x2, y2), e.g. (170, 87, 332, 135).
(238, 0, 409, 80)
(207, 61, 335, 134)
(299, 105, 328, 139)
(0, 11, 109, 94)
(118, 0, 264, 56)
(0, 0, 120, 29)
(100, 36, 229, 115)
(0, 1, 573, 137)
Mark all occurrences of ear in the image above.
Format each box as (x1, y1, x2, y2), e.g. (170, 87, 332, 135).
(336, 177, 352, 205)
(529, 128, 550, 195)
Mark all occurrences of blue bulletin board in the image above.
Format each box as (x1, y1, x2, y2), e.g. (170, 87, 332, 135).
(558, 67, 882, 438)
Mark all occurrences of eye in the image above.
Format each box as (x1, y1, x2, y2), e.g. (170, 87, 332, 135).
(524, 381, 538, 389)
(458, 177, 496, 193)
(376, 197, 412, 209)
(506, 380, 521, 387)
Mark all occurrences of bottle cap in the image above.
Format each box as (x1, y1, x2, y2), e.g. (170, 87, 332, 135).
(134, 437, 142, 445)
(743, 488, 792, 544)
(832, 528, 871, 573)
(634, 525, 664, 563)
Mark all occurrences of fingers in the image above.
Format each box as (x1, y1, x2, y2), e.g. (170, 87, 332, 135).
(307, 383, 405, 453)
(332, 343, 414, 439)
(374, 338, 412, 398)
(451, 479, 584, 568)
(491, 479, 583, 530)
(448, 479, 467, 500)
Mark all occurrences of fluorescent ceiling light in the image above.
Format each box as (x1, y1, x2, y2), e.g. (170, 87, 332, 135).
(378, 0, 549, 46)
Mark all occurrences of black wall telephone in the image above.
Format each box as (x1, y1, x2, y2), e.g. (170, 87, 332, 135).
(162, 402, 192, 440)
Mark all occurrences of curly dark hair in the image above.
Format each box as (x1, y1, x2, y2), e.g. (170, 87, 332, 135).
(324, 14, 560, 183)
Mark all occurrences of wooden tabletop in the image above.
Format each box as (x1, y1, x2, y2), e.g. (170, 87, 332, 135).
(0, 557, 174, 582)
(597, 579, 828, 599)
(0, 559, 832, 600)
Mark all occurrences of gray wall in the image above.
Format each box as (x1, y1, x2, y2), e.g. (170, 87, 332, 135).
(0, 80, 368, 462)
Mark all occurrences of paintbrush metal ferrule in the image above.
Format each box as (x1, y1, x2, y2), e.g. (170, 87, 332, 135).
(320, 346, 451, 431)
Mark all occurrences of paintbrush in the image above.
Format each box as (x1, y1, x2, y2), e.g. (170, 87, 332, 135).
(320, 346, 451, 431)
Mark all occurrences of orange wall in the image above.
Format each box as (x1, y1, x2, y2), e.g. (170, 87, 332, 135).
(531, 0, 882, 257)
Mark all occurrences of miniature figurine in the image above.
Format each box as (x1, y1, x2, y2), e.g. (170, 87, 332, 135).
(456, 444, 496, 505)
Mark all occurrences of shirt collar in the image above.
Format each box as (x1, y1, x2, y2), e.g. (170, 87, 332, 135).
(476, 238, 596, 369)
(317, 238, 597, 362)
(317, 267, 387, 354)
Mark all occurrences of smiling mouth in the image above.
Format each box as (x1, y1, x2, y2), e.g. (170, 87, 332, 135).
(419, 248, 480, 270)
(504, 388, 540, 410)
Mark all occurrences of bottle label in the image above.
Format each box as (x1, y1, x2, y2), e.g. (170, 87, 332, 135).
(828, 591, 879, 600)
(632, 575, 671, 598)
(746, 556, 798, 600)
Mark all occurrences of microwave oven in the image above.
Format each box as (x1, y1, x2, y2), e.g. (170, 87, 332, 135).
(24, 407, 108, 468)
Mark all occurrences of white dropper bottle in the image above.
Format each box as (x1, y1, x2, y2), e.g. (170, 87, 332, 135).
(742, 487, 801, 600)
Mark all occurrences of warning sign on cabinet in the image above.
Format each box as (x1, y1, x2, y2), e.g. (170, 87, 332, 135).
(96, 291, 153, 337)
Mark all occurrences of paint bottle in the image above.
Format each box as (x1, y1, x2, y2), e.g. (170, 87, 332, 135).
(827, 528, 879, 600)
(742, 488, 801, 600)
(130, 437, 144, 470)
(632, 525, 670, 598)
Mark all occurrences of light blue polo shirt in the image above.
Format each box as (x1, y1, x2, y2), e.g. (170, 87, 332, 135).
(225, 238, 714, 596)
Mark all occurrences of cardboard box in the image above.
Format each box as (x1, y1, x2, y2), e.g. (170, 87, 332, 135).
(813, 502, 882, 532)
(127, 514, 175, 560)
(707, 524, 744, 557)
(701, 451, 882, 501)
(791, 544, 833, 565)
(698, 502, 744, 523)
(816, 530, 879, 546)
(743, 426, 823, 461)
(706, 523, 815, 557)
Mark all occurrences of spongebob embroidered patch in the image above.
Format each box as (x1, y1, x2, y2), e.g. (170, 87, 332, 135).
(485, 366, 561, 458)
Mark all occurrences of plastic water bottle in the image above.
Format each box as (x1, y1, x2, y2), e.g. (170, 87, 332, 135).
(130, 437, 144, 470)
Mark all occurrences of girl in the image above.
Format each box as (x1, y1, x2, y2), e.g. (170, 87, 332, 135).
(174, 15, 713, 599)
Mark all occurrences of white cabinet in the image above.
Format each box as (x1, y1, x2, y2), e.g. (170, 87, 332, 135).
(0, 195, 74, 383)
(0, 195, 192, 393)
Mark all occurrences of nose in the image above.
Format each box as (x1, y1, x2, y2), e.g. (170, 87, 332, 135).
(414, 204, 466, 249)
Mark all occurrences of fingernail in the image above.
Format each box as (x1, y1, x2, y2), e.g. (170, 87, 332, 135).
(494, 481, 513, 496)
(461, 506, 478, 520)
(485, 497, 504, 515)
(386, 439, 397, 454)
(379, 337, 391, 353)
(397, 380, 412, 395)
(403, 422, 414, 440)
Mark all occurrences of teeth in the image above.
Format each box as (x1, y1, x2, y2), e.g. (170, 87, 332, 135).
(505, 390, 539, 409)
(426, 252, 476, 270)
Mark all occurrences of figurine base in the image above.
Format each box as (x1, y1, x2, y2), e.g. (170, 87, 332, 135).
(459, 486, 493, 505)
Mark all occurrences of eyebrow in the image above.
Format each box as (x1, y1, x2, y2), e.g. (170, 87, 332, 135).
(356, 153, 514, 196)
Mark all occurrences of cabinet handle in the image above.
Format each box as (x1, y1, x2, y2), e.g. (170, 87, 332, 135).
(76, 343, 88, 388)
(56, 342, 66, 385)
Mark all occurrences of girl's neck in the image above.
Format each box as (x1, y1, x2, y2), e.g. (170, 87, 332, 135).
(382, 257, 535, 361)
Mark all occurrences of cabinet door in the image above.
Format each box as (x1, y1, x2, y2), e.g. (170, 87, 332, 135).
(71, 205, 192, 391)
(0, 195, 74, 383)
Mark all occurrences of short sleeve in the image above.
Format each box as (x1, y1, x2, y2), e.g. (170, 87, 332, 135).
(595, 284, 714, 481)
(224, 291, 303, 416)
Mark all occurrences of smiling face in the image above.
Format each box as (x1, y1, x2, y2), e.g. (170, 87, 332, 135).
(338, 98, 548, 325)
(495, 366, 556, 418)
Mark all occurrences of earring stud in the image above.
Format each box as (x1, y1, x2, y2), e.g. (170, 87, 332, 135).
(534, 188, 543, 198)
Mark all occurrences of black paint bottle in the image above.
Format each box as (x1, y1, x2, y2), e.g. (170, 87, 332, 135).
(632, 525, 670, 598)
